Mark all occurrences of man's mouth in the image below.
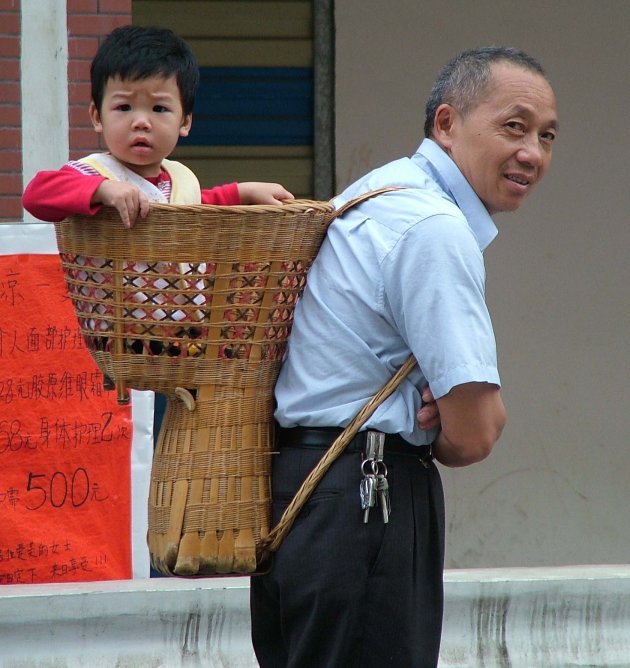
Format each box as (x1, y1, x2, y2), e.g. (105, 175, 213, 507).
(506, 174, 531, 186)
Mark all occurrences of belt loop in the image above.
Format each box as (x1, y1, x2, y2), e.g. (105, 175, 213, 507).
(364, 430, 384, 461)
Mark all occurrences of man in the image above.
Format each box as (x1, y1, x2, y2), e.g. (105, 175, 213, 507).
(251, 46, 558, 667)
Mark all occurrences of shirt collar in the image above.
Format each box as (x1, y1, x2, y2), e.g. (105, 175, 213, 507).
(414, 138, 498, 251)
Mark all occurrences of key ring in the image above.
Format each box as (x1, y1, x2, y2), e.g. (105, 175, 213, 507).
(361, 458, 379, 477)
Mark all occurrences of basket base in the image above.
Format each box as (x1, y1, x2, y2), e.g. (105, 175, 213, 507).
(147, 390, 273, 576)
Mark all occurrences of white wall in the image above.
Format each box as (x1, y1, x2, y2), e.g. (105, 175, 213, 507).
(335, 0, 630, 568)
(21, 0, 68, 221)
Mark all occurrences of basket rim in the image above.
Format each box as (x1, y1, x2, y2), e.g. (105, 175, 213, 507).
(61, 199, 335, 222)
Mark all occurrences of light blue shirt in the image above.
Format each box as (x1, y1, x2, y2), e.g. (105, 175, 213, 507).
(274, 138, 500, 445)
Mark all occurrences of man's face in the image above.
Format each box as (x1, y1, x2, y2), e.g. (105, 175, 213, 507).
(437, 63, 558, 215)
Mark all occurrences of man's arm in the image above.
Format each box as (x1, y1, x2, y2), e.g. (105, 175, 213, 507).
(432, 382, 506, 467)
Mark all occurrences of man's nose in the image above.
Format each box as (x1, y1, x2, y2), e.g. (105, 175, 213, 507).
(518, 134, 545, 167)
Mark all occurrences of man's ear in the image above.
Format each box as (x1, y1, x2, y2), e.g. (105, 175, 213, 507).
(432, 103, 458, 151)
(180, 113, 192, 137)
(89, 101, 103, 133)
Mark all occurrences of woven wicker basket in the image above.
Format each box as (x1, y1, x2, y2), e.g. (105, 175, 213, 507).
(55, 200, 334, 576)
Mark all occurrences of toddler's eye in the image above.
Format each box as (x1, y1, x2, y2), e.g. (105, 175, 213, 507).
(153, 105, 168, 113)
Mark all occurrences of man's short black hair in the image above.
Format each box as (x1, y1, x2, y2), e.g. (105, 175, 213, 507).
(91, 25, 199, 115)
(424, 46, 547, 138)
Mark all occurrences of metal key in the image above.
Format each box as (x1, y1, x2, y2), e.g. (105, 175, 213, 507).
(360, 474, 377, 523)
(369, 431, 390, 523)
(376, 473, 391, 523)
(361, 431, 386, 523)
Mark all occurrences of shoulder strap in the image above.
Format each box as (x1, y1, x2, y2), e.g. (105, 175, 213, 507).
(330, 185, 406, 220)
(254, 185, 416, 568)
(257, 354, 417, 567)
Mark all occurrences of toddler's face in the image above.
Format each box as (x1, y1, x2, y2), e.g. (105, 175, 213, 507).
(89, 74, 192, 178)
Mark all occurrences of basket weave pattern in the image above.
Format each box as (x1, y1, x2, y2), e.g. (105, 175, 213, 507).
(55, 201, 333, 575)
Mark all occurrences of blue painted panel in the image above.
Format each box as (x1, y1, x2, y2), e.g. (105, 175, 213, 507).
(182, 67, 314, 146)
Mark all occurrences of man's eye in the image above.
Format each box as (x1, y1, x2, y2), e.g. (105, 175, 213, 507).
(541, 131, 556, 143)
(506, 121, 525, 133)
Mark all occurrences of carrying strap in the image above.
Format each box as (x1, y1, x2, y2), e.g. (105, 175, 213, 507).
(257, 354, 417, 564)
(329, 185, 406, 220)
(256, 185, 415, 566)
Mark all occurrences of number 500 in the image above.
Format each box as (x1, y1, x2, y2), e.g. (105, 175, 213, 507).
(25, 468, 90, 510)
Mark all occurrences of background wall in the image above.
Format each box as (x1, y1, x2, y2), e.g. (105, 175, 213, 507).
(335, 0, 630, 568)
(14, 0, 630, 573)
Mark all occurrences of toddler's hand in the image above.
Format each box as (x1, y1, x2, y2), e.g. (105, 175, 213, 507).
(93, 180, 150, 228)
(238, 182, 294, 205)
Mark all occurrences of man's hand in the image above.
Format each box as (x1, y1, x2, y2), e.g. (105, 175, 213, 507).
(433, 382, 506, 467)
(92, 180, 150, 228)
(416, 386, 441, 432)
(238, 182, 294, 205)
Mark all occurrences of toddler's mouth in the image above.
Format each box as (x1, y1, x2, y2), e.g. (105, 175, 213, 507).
(132, 137, 151, 149)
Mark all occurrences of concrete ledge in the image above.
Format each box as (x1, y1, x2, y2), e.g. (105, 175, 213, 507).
(441, 565, 630, 667)
(0, 577, 256, 667)
(1, 566, 630, 667)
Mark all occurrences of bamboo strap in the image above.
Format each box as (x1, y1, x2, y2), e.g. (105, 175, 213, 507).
(330, 185, 405, 220)
(256, 354, 417, 564)
(255, 185, 411, 566)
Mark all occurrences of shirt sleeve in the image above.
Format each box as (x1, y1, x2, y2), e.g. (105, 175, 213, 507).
(381, 213, 499, 399)
(22, 165, 105, 223)
(22, 165, 107, 222)
(200, 182, 241, 205)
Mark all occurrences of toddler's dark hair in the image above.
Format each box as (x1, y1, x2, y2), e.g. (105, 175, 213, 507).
(91, 25, 199, 115)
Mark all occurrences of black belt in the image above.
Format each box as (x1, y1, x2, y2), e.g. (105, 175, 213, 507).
(276, 426, 433, 463)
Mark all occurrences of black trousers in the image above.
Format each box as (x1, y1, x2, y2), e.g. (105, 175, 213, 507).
(250, 431, 445, 668)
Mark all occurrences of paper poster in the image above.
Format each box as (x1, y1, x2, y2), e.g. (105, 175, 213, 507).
(0, 224, 152, 584)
